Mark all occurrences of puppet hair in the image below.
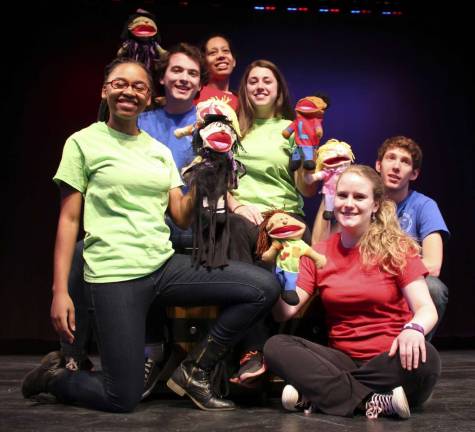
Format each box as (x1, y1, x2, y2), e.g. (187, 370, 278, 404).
(255, 209, 286, 257)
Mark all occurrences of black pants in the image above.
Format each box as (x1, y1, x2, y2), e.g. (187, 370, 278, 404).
(264, 334, 441, 417)
(49, 254, 280, 412)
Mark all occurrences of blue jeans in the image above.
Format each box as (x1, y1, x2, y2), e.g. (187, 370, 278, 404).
(426, 276, 449, 341)
(49, 254, 280, 412)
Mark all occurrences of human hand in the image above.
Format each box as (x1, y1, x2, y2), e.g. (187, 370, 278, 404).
(50, 292, 76, 344)
(271, 240, 283, 250)
(234, 204, 264, 225)
(389, 329, 426, 371)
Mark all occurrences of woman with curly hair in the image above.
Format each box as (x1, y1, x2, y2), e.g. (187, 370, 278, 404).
(265, 164, 441, 420)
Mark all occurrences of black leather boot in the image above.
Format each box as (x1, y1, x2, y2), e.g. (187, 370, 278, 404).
(22, 351, 66, 398)
(167, 336, 235, 411)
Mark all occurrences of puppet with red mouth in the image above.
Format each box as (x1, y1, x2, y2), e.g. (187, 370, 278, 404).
(283, 95, 330, 171)
(117, 9, 167, 72)
(181, 113, 245, 268)
(256, 210, 326, 305)
(305, 139, 355, 220)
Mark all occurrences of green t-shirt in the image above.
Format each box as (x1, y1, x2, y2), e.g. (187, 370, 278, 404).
(53, 122, 183, 283)
(234, 118, 304, 215)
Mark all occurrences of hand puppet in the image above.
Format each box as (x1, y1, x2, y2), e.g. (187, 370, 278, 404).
(256, 210, 326, 305)
(117, 9, 167, 72)
(307, 139, 355, 220)
(283, 95, 330, 171)
(181, 113, 245, 269)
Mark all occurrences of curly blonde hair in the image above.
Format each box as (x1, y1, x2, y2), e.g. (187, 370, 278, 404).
(340, 165, 420, 275)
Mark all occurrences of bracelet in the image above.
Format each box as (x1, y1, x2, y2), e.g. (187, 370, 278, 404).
(233, 204, 245, 213)
(402, 322, 425, 335)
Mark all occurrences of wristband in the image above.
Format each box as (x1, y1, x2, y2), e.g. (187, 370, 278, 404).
(233, 204, 245, 213)
(402, 322, 425, 335)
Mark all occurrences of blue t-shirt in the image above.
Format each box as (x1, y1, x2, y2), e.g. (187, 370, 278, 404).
(397, 190, 450, 243)
(138, 107, 196, 171)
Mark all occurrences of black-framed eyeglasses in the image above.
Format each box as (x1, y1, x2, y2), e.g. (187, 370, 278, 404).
(105, 78, 150, 95)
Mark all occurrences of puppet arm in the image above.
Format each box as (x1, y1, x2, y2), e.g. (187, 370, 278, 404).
(282, 122, 296, 139)
(261, 241, 283, 262)
(304, 247, 327, 268)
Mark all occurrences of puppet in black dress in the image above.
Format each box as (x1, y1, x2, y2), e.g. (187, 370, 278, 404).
(181, 110, 245, 269)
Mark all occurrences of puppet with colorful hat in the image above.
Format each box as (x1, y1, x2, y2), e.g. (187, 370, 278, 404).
(181, 108, 245, 269)
(283, 94, 330, 171)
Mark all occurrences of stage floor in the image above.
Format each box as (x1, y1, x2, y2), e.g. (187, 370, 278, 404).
(1, 350, 474, 432)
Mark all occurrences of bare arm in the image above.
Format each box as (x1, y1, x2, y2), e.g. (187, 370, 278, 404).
(167, 187, 196, 230)
(51, 186, 82, 343)
(226, 191, 263, 225)
(272, 286, 312, 322)
(389, 276, 438, 370)
(294, 167, 318, 197)
(312, 200, 332, 244)
(421, 232, 443, 276)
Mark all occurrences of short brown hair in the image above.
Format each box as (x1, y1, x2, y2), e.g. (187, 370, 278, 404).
(157, 42, 208, 85)
(377, 136, 423, 171)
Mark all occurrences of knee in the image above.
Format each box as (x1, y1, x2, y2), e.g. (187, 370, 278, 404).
(264, 334, 292, 362)
(424, 343, 442, 376)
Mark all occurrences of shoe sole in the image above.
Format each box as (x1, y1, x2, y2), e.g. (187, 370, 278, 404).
(392, 386, 411, 419)
(166, 377, 235, 411)
(238, 364, 267, 383)
(282, 384, 300, 411)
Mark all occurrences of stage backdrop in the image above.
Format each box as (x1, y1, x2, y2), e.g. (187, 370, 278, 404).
(2, 2, 474, 350)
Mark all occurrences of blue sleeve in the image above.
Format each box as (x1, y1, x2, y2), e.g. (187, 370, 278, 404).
(417, 198, 450, 241)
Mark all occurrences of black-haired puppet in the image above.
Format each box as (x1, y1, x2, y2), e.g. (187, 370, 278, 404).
(174, 97, 239, 139)
(256, 210, 326, 305)
(305, 139, 355, 220)
(283, 95, 330, 171)
(181, 112, 245, 269)
(117, 9, 167, 72)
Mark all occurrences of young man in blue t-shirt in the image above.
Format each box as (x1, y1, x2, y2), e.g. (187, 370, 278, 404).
(375, 136, 449, 340)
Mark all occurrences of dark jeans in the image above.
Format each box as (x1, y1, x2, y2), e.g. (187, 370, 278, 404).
(426, 276, 449, 341)
(264, 335, 441, 417)
(49, 254, 280, 412)
(60, 240, 92, 363)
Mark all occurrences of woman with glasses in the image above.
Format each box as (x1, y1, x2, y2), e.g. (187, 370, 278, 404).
(21, 57, 280, 413)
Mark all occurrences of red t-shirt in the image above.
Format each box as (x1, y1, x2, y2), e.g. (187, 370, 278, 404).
(194, 85, 239, 111)
(298, 233, 428, 360)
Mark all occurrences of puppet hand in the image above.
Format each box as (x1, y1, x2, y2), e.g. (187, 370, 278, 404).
(50, 292, 76, 344)
(389, 329, 426, 371)
(234, 205, 263, 225)
(282, 130, 291, 139)
(313, 254, 327, 268)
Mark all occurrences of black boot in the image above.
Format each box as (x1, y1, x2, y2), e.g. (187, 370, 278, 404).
(22, 351, 66, 398)
(167, 336, 235, 411)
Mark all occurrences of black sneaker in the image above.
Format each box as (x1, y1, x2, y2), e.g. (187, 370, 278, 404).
(229, 351, 266, 385)
(281, 384, 314, 414)
(365, 386, 410, 419)
(142, 357, 162, 400)
(22, 351, 65, 398)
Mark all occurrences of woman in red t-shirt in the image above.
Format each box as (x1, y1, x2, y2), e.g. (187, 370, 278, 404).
(264, 164, 440, 420)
